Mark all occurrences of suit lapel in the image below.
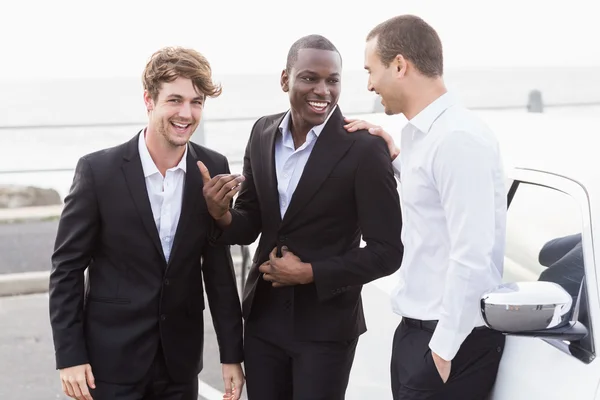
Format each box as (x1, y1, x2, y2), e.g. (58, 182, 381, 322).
(261, 114, 285, 225)
(121, 132, 166, 261)
(166, 144, 204, 269)
(281, 107, 354, 227)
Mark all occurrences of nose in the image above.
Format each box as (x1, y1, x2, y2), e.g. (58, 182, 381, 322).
(178, 102, 192, 119)
(313, 80, 330, 97)
(367, 78, 375, 92)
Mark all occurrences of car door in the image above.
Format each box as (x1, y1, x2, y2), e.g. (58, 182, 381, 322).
(490, 168, 600, 400)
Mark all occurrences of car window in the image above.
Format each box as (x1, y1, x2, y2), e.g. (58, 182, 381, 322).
(504, 181, 594, 362)
(504, 182, 582, 286)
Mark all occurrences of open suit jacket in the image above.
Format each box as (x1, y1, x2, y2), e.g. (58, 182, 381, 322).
(49, 132, 244, 384)
(217, 107, 404, 342)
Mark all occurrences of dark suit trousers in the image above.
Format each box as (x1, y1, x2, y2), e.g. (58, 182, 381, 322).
(89, 344, 198, 400)
(391, 319, 505, 400)
(244, 282, 358, 400)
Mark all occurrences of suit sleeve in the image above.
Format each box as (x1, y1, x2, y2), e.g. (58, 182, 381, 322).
(311, 137, 404, 302)
(214, 120, 263, 245)
(49, 157, 99, 369)
(202, 157, 244, 364)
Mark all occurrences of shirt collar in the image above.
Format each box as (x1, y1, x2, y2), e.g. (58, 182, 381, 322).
(278, 104, 338, 145)
(138, 129, 188, 178)
(408, 92, 457, 135)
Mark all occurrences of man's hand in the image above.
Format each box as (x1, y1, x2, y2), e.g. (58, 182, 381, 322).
(222, 363, 245, 400)
(259, 247, 313, 287)
(431, 351, 451, 383)
(59, 364, 95, 400)
(343, 117, 400, 160)
(197, 161, 245, 227)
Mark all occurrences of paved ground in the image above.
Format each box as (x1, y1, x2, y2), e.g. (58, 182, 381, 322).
(0, 285, 396, 399)
(0, 219, 398, 399)
(0, 220, 57, 274)
(0, 219, 248, 399)
(0, 293, 247, 400)
(0, 219, 243, 275)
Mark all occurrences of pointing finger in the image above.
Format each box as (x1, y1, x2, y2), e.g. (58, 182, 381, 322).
(197, 161, 212, 185)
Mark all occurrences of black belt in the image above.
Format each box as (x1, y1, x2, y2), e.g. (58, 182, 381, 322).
(403, 317, 438, 332)
(403, 317, 488, 332)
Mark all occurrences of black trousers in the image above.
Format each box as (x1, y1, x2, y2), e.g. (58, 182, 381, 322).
(244, 285, 358, 400)
(90, 345, 198, 400)
(391, 319, 505, 400)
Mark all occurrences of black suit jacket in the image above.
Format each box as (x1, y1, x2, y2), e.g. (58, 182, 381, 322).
(217, 107, 403, 341)
(49, 133, 243, 384)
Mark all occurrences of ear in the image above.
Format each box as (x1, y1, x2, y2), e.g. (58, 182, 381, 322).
(280, 69, 290, 92)
(143, 90, 154, 111)
(394, 54, 408, 79)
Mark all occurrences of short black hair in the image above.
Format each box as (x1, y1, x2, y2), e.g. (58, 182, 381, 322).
(286, 34, 341, 72)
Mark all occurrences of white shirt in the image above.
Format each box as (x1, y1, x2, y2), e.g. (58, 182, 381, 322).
(138, 130, 187, 262)
(275, 107, 336, 218)
(390, 93, 506, 361)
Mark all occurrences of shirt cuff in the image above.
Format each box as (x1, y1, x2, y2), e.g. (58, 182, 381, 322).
(391, 156, 401, 181)
(428, 323, 470, 361)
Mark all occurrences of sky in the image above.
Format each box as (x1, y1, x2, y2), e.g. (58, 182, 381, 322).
(1, 0, 599, 80)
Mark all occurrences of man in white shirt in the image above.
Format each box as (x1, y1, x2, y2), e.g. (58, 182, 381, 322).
(345, 15, 507, 399)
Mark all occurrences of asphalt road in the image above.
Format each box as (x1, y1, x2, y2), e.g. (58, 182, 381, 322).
(0, 220, 58, 274)
(0, 219, 248, 399)
(0, 293, 247, 400)
(0, 219, 243, 274)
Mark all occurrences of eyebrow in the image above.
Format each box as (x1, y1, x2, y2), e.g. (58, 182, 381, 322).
(298, 70, 341, 77)
(166, 93, 205, 101)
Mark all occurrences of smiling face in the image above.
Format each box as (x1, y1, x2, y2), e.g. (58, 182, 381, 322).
(281, 48, 342, 131)
(364, 37, 405, 116)
(144, 76, 204, 148)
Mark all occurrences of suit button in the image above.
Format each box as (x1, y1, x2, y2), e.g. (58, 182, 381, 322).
(160, 314, 167, 321)
(164, 279, 170, 286)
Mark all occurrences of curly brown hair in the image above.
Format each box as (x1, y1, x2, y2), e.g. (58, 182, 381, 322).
(142, 47, 222, 101)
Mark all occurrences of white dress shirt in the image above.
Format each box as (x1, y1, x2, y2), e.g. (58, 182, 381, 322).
(275, 107, 336, 218)
(138, 130, 187, 262)
(390, 92, 506, 361)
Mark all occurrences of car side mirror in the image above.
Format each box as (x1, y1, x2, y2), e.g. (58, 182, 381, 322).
(480, 281, 587, 341)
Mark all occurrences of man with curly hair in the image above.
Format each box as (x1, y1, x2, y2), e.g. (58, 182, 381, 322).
(49, 47, 245, 400)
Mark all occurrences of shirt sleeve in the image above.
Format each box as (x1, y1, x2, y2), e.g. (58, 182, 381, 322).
(391, 155, 402, 181)
(428, 129, 501, 361)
